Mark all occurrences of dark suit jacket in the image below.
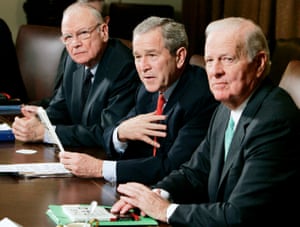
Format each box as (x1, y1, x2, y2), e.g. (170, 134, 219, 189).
(103, 64, 219, 184)
(0, 18, 28, 102)
(156, 78, 300, 226)
(46, 38, 140, 147)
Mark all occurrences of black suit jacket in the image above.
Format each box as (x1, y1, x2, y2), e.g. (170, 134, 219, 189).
(0, 18, 28, 102)
(47, 38, 139, 147)
(104, 64, 219, 184)
(156, 78, 300, 226)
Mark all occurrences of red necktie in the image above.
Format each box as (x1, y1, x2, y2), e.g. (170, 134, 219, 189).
(153, 93, 165, 156)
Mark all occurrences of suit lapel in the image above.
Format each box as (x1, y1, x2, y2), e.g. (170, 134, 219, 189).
(70, 66, 86, 122)
(81, 65, 106, 122)
(219, 79, 274, 188)
(209, 106, 230, 201)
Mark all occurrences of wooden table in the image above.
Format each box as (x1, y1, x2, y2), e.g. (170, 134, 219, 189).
(0, 141, 169, 227)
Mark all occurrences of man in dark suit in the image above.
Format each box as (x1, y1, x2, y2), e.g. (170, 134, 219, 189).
(12, 2, 139, 147)
(34, 0, 110, 108)
(59, 16, 219, 184)
(110, 17, 300, 226)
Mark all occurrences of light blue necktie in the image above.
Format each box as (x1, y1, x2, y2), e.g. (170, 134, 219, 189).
(224, 116, 235, 160)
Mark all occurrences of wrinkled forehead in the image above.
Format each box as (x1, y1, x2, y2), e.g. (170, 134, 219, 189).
(61, 8, 97, 32)
(205, 30, 242, 56)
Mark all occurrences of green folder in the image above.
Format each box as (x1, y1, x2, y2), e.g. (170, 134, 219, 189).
(46, 205, 158, 226)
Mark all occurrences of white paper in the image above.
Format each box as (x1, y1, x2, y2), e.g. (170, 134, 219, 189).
(0, 217, 23, 227)
(37, 107, 65, 153)
(0, 162, 71, 177)
(62, 205, 116, 222)
(0, 123, 11, 130)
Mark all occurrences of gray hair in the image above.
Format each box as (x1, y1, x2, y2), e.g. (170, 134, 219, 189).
(62, 2, 104, 24)
(205, 17, 271, 76)
(76, 0, 108, 16)
(133, 16, 188, 55)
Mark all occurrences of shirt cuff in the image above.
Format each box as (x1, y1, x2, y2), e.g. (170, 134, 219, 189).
(159, 189, 170, 200)
(102, 160, 117, 183)
(112, 126, 128, 153)
(166, 204, 179, 223)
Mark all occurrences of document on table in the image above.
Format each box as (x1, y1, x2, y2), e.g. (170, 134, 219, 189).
(0, 217, 23, 227)
(47, 204, 158, 226)
(0, 162, 72, 178)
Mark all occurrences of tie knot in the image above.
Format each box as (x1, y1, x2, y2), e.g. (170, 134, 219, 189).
(85, 69, 93, 81)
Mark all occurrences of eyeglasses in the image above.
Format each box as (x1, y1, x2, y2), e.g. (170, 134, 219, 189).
(61, 23, 101, 45)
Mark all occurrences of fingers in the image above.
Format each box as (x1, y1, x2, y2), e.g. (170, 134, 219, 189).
(60, 152, 103, 178)
(111, 199, 134, 214)
(59, 151, 81, 165)
(117, 183, 170, 222)
(117, 183, 150, 199)
(117, 113, 167, 144)
(21, 105, 39, 117)
(12, 116, 44, 142)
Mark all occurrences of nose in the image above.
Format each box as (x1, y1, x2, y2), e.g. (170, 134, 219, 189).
(69, 37, 82, 47)
(207, 60, 224, 77)
(139, 57, 151, 72)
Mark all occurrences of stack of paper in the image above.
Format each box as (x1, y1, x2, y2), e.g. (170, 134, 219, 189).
(46, 204, 158, 226)
(0, 162, 72, 178)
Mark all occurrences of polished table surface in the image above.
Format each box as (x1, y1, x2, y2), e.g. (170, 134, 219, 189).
(0, 140, 170, 227)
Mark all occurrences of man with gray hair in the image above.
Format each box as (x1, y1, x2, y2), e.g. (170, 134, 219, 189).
(12, 2, 139, 147)
(111, 17, 300, 227)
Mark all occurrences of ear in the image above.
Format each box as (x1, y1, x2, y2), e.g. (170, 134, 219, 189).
(99, 23, 109, 42)
(255, 51, 268, 78)
(175, 47, 187, 68)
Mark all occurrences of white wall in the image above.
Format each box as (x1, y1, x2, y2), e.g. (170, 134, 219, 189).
(0, 0, 181, 42)
(0, 0, 26, 42)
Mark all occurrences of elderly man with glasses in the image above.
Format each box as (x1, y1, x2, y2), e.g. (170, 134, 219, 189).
(12, 2, 139, 148)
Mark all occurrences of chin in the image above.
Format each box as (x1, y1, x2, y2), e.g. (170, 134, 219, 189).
(212, 92, 228, 102)
(144, 85, 158, 93)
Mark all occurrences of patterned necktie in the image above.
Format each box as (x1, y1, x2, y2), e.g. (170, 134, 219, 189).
(82, 69, 93, 107)
(224, 116, 235, 160)
(153, 93, 165, 157)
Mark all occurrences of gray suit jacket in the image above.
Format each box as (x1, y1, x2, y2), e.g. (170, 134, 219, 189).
(156, 78, 300, 227)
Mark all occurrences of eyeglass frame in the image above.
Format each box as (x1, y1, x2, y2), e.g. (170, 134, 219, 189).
(61, 23, 101, 45)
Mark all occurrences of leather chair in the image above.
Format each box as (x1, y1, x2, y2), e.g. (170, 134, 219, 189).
(15, 24, 64, 103)
(269, 38, 300, 85)
(278, 60, 300, 108)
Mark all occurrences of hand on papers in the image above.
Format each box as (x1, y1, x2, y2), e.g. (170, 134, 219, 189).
(59, 151, 103, 178)
(111, 182, 170, 222)
(12, 105, 45, 142)
(117, 112, 167, 148)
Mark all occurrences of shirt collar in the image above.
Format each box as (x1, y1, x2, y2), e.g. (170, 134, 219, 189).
(159, 79, 179, 102)
(85, 64, 98, 76)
